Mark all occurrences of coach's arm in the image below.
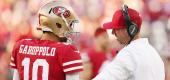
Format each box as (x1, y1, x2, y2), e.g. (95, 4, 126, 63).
(92, 50, 136, 80)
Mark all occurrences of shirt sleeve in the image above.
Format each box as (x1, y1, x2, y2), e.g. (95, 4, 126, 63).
(93, 50, 137, 80)
(62, 45, 83, 74)
(10, 41, 20, 69)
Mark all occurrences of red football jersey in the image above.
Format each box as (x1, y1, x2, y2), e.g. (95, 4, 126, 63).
(87, 49, 116, 79)
(10, 39, 83, 80)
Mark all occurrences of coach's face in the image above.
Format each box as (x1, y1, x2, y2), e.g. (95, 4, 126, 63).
(112, 28, 130, 45)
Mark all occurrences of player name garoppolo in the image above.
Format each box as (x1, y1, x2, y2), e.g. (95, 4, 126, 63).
(19, 45, 56, 56)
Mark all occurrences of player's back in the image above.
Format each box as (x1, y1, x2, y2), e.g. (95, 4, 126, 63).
(10, 39, 83, 80)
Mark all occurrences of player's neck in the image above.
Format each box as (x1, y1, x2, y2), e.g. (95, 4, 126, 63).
(41, 32, 60, 42)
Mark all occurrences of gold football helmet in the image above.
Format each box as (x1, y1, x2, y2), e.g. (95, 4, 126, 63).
(38, 1, 79, 42)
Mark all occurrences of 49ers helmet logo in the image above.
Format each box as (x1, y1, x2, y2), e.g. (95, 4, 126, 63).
(53, 6, 71, 18)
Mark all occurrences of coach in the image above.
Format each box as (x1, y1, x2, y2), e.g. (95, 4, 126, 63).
(93, 5, 165, 80)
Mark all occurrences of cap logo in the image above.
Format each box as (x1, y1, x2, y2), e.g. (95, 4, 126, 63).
(53, 6, 70, 18)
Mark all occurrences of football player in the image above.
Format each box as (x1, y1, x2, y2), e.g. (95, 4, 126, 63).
(10, 1, 83, 80)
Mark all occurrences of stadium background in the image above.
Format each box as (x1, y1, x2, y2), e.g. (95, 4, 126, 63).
(0, 0, 170, 80)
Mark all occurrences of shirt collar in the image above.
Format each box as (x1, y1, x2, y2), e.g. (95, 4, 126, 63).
(130, 38, 149, 45)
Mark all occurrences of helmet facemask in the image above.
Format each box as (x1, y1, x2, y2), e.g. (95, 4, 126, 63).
(64, 19, 80, 44)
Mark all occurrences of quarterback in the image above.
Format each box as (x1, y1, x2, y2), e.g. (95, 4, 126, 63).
(10, 1, 83, 80)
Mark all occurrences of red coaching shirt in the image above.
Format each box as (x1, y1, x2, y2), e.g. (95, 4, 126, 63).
(10, 39, 83, 80)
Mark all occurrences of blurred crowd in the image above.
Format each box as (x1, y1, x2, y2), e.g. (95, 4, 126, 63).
(0, 0, 170, 80)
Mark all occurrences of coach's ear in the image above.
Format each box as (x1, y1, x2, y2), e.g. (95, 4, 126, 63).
(113, 29, 118, 37)
(112, 29, 115, 35)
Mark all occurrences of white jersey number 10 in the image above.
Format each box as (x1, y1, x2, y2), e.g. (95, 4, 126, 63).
(22, 58, 49, 80)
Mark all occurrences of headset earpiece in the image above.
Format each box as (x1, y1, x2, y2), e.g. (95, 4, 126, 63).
(122, 5, 138, 38)
(127, 22, 138, 37)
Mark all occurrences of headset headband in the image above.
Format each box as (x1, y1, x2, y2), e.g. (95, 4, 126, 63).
(122, 5, 133, 27)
